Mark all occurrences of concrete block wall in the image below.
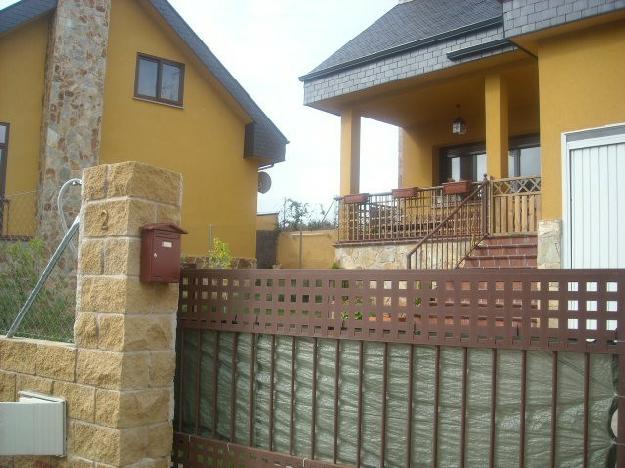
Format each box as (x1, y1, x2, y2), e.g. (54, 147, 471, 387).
(0, 161, 183, 468)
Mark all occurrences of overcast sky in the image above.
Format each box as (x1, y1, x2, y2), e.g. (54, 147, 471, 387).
(0, 0, 399, 216)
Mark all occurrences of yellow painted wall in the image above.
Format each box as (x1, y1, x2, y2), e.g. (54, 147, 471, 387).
(399, 71, 539, 189)
(0, 16, 49, 235)
(537, 19, 625, 219)
(277, 230, 337, 269)
(256, 213, 279, 231)
(101, 0, 259, 257)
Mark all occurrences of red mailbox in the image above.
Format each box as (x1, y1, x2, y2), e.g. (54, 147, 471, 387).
(140, 223, 187, 283)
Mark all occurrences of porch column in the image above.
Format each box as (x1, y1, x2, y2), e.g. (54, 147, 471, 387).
(340, 109, 361, 195)
(485, 74, 509, 179)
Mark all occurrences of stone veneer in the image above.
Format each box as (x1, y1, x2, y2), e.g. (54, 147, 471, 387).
(335, 244, 415, 269)
(37, 0, 111, 253)
(335, 240, 473, 270)
(537, 219, 562, 269)
(0, 161, 182, 467)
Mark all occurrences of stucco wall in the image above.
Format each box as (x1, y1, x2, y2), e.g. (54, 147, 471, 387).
(537, 18, 625, 220)
(0, 16, 48, 235)
(101, 0, 259, 258)
(277, 230, 337, 269)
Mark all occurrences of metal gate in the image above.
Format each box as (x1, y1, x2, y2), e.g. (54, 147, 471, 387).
(173, 268, 625, 467)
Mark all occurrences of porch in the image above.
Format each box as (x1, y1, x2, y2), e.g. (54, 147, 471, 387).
(337, 175, 541, 244)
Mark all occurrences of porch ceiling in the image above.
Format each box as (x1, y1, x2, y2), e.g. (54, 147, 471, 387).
(361, 60, 538, 128)
(329, 55, 539, 129)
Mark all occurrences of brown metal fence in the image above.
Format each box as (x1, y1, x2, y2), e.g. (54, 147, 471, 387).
(174, 268, 625, 467)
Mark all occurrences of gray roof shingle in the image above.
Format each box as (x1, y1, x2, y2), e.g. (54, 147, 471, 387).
(302, 0, 503, 81)
(0, 0, 287, 163)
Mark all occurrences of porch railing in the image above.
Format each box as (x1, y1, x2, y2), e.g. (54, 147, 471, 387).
(490, 176, 541, 235)
(336, 176, 542, 244)
(406, 180, 488, 270)
(337, 184, 481, 244)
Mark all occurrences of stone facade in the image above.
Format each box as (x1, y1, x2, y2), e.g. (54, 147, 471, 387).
(537, 218, 562, 269)
(335, 244, 415, 269)
(37, 0, 112, 253)
(335, 240, 472, 270)
(503, 0, 625, 38)
(1, 161, 182, 467)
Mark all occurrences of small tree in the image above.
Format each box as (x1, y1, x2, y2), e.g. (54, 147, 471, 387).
(280, 198, 310, 231)
(207, 237, 233, 269)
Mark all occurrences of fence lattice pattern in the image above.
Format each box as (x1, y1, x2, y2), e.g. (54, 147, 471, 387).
(175, 268, 625, 468)
(178, 269, 624, 354)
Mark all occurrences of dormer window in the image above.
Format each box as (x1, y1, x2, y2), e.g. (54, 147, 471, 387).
(134, 53, 185, 106)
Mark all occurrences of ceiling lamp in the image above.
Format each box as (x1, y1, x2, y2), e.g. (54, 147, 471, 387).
(452, 105, 467, 135)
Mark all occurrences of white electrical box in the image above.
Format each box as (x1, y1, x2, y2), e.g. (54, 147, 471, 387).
(0, 391, 66, 456)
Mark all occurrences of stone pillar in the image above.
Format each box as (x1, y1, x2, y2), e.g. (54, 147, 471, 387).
(340, 109, 361, 196)
(73, 161, 182, 467)
(485, 73, 509, 179)
(37, 0, 111, 252)
(537, 219, 562, 269)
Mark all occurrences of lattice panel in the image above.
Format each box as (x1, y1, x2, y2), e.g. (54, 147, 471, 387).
(173, 434, 348, 468)
(491, 176, 541, 195)
(178, 269, 625, 354)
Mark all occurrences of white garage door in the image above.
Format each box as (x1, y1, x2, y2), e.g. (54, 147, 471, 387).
(565, 133, 625, 268)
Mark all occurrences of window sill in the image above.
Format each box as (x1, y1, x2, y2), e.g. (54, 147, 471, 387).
(132, 96, 184, 110)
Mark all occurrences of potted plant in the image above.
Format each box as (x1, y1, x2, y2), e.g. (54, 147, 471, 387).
(442, 179, 472, 195)
(392, 186, 419, 198)
(342, 193, 369, 204)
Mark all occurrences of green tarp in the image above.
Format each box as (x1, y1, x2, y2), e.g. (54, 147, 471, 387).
(178, 330, 615, 467)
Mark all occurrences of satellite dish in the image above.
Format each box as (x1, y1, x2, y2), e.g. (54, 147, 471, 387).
(258, 171, 272, 194)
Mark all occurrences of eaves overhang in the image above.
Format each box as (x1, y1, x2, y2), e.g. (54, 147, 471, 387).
(299, 16, 504, 83)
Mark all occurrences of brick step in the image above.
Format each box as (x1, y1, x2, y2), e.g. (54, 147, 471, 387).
(473, 243, 537, 256)
(463, 254, 537, 268)
(483, 235, 537, 246)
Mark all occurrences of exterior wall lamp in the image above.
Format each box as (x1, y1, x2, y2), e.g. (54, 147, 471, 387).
(452, 105, 467, 135)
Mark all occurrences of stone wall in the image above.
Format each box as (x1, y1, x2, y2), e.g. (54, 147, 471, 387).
(335, 240, 471, 270)
(37, 0, 111, 253)
(335, 243, 415, 269)
(537, 218, 562, 269)
(0, 161, 182, 467)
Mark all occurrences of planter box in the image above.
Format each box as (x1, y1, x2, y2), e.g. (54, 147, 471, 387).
(442, 180, 472, 195)
(342, 193, 369, 204)
(392, 187, 419, 198)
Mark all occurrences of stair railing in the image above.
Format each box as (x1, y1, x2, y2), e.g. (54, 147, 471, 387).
(406, 178, 489, 269)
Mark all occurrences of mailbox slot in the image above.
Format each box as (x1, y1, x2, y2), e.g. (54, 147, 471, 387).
(140, 223, 187, 283)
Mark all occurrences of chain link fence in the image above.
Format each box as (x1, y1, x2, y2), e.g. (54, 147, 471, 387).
(0, 191, 77, 343)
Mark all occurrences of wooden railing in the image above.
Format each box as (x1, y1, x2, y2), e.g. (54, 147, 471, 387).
(406, 180, 488, 269)
(336, 176, 542, 244)
(337, 184, 479, 243)
(490, 176, 541, 235)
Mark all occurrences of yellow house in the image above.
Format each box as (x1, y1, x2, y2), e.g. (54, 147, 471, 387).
(301, 0, 625, 270)
(0, 0, 287, 259)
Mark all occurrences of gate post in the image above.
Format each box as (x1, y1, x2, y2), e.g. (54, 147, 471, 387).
(73, 161, 182, 467)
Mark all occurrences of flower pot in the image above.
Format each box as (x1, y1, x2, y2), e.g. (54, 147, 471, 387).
(342, 193, 369, 204)
(392, 187, 419, 198)
(442, 180, 472, 195)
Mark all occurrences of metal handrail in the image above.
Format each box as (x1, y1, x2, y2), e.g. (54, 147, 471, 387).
(406, 179, 488, 269)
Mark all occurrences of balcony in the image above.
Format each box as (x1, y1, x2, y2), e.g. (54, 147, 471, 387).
(337, 176, 541, 245)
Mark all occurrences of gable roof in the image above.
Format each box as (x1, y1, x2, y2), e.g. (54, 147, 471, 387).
(0, 0, 287, 163)
(301, 0, 503, 81)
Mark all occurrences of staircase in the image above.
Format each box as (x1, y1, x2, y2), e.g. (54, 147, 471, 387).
(461, 235, 537, 269)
